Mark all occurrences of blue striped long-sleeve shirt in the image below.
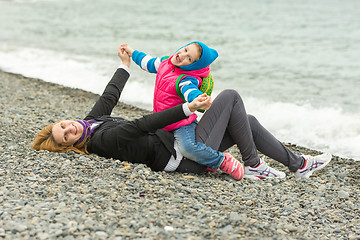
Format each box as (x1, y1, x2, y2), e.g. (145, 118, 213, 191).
(132, 50, 203, 103)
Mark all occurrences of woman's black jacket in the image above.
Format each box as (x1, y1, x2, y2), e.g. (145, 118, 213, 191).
(85, 67, 188, 171)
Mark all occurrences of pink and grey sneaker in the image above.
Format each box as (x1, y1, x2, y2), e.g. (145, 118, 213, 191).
(219, 153, 244, 180)
(295, 153, 332, 180)
(244, 158, 286, 179)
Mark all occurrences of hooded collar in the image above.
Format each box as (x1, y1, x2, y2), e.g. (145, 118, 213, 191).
(178, 41, 218, 71)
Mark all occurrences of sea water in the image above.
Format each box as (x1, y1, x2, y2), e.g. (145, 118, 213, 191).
(0, 0, 359, 160)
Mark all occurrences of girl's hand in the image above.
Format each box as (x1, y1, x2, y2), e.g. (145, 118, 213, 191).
(118, 44, 131, 67)
(188, 93, 212, 112)
(119, 43, 134, 57)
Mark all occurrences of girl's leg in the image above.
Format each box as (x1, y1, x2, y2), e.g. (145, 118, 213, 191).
(173, 122, 224, 170)
(175, 121, 244, 180)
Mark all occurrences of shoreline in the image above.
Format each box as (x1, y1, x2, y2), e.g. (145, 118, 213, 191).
(1, 68, 357, 162)
(1, 69, 359, 239)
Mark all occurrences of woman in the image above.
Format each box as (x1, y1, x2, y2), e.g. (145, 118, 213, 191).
(33, 45, 332, 180)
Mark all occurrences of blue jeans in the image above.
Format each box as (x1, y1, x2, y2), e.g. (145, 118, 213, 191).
(173, 121, 225, 170)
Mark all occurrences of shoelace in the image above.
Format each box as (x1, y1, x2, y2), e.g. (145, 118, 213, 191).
(249, 165, 278, 177)
(308, 159, 323, 171)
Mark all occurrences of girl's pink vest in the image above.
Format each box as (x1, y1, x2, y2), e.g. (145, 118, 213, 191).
(153, 56, 210, 131)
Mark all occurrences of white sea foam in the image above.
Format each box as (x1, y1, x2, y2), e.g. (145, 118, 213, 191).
(0, 44, 359, 160)
(245, 97, 360, 160)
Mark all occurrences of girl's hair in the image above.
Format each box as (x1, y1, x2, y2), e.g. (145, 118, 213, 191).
(32, 122, 89, 154)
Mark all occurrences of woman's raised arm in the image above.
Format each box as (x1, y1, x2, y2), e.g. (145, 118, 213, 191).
(85, 45, 131, 120)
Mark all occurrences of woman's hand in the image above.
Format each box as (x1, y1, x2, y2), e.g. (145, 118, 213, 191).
(188, 93, 212, 112)
(118, 44, 131, 67)
(119, 43, 134, 57)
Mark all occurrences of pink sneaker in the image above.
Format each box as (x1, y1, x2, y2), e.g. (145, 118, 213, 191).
(220, 153, 244, 180)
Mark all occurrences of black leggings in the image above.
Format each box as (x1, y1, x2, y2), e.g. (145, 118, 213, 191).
(176, 89, 303, 174)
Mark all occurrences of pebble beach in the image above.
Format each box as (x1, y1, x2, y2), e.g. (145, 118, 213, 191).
(0, 70, 359, 240)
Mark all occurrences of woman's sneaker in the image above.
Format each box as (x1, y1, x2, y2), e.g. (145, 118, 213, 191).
(295, 153, 332, 180)
(244, 158, 286, 179)
(220, 153, 244, 180)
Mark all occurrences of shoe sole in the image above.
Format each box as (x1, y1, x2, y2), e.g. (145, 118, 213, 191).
(243, 175, 263, 180)
(243, 172, 286, 180)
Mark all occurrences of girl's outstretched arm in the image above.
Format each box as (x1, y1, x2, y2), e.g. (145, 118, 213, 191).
(120, 43, 167, 74)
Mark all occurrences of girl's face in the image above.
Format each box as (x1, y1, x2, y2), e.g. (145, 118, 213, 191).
(52, 120, 83, 146)
(171, 43, 201, 67)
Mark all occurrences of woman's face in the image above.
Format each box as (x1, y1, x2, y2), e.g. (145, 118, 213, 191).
(171, 43, 201, 67)
(52, 120, 83, 146)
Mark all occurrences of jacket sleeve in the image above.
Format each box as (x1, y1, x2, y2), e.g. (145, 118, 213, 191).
(132, 50, 168, 74)
(179, 76, 203, 103)
(84, 67, 130, 120)
(95, 104, 188, 147)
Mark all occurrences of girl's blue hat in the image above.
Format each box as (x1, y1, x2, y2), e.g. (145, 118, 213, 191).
(179, 41, 218, 71)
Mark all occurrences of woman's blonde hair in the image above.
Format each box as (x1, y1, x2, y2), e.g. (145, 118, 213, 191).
(32, 121, 89, 155)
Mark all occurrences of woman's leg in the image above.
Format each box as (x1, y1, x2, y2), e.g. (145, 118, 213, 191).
(211, 116, 303, 172)
(196, 89, 303, 172)
(247, 114, 303, 172)
(195, 89, 260, 167)
(175, 158, 208, 174)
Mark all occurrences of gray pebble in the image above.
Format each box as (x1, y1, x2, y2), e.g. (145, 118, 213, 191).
(338, 190, 350, 199)
(95, 231, 108, 238)
(284, 224, 297, 232)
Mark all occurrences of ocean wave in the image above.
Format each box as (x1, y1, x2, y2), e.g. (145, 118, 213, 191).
(244, 97, 360, 160)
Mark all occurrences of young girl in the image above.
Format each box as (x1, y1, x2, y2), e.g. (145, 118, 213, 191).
(122, 41, 272, 180)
